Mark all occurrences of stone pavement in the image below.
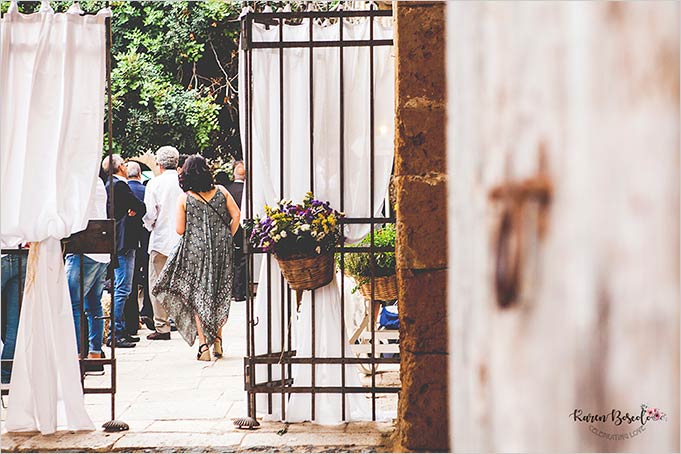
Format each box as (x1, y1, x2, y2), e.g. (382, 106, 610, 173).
(1, 301, 397, 452)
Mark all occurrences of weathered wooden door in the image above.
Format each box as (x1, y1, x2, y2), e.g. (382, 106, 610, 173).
(447, 2, 679, 452)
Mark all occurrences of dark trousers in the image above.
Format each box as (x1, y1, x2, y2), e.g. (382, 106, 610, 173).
(124, 247, 150, 334)
(137, 249, 153, 319)
(232, 229, 247, 300)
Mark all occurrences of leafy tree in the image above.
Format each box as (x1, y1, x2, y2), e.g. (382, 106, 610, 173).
(2, 0, 243, 160)
(0, 1, 362, 160)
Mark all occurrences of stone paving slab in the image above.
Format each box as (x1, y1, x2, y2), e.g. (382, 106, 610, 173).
(239, 429, 390, 453)
(239, 432, 290, 449)
(346, 421, 395, 434)
(284, 422, 347, 433)
(145, 419, 237, 434)
(10, 430, 126, 453)
(1, 433, 36, 452)
(111, 431, 246, 451)
(1, 301, 396, 452)
(284, 432, 385, 447)
(1, 420, 394, 453)
(118, 402, 230, 421)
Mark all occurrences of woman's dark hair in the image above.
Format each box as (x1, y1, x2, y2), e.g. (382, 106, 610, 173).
(179, 155, 214, 193)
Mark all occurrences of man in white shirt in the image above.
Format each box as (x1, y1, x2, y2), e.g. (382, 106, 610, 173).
(143, 146, 182, 340)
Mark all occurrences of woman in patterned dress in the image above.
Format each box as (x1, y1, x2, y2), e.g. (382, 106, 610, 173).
(152, 155, 241, 361)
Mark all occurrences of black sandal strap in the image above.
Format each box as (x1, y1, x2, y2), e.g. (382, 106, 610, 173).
(198, 343, 209, 353)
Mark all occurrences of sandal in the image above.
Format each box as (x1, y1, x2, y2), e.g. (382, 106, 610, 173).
(197, 343, 211, 361)
(213, 337, 223, 358)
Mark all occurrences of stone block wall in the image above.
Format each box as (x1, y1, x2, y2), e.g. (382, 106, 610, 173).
(394, 2, 449, 452)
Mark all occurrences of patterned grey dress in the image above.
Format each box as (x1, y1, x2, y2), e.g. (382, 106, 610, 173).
(152, 190, 234, 346)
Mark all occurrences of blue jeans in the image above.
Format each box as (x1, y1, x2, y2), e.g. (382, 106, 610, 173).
(65, 254, 108, 355)
(1, 255, 26, 384)
(111, 249, 135, 341)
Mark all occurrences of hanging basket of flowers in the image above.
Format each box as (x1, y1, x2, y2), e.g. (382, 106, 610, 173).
(246, 192, 344, 293)
(277, 253, 335, 292)
(358, 274, 398, 301)
(341, 224, 397, 301)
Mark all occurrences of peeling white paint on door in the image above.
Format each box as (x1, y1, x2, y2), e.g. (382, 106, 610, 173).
(446, 2, 680, 452)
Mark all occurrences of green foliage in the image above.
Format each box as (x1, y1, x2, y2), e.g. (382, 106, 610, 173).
(109, 1, 242, 159)
(2, 0, 243, 160)
(209, 155, 236, 182)
(340, 224, 396, 289)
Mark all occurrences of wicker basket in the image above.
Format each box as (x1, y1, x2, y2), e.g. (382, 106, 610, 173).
(276, 253, 335, 292)
(359, 274, 398, 301)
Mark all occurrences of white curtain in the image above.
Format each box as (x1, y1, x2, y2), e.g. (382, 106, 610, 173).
(239, 13, 394, 423)
(0, 1, 109, 434)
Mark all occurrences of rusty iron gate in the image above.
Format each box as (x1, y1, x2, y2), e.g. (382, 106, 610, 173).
(0, 8, 126, 431)
(241, 6, 399, 423)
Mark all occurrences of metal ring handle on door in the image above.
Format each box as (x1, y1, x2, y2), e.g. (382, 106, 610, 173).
(494, 206, 523, 309)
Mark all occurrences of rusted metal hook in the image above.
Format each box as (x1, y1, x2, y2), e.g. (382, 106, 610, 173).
(490, 174, 552, 309)
(494, 206, 522, 308)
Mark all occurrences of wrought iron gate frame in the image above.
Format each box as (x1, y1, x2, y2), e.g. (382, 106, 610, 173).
(241, 6, 399, 423)
(0, 7, 125, 430)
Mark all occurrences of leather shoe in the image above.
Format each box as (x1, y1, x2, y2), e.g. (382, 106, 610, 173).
(125, 335, 140, 343)
(147, 331, 170, 340)
(107, 339, 136, 348)
(140, 316, 155, 331)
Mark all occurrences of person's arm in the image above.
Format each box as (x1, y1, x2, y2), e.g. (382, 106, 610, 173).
(118, 181, 146, 217)
(218, 185, 241, 237)
(176, 193, 187, 235)
(142, 182, 157, 231)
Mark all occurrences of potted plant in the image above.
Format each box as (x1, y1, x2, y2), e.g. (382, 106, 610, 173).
(246, 192, 343, 295)
(341, 224, 397, 301)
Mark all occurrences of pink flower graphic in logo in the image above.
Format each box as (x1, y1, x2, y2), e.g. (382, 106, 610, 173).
(642, 404, 667, 422)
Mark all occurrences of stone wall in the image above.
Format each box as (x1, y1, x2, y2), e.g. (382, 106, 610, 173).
(394, 2, 448, 451)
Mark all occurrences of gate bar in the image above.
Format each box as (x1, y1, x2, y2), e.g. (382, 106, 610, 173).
(339, 10, 347, 422)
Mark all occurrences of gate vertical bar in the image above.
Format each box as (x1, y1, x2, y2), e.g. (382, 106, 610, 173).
(338, 12, 347, 422)
(273, 11, 285, 417)
(308, 13, 317, 423)
(104, 6, 124, 429)
(105, 10, 115, 419)
(368, 5, 377, 421)
(245, 11, 257, 420)
(278, 27, 287, 412)
(280, 261, 286, 421)
(244, 41, 253, 416)
(277, 14, 288, 414)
